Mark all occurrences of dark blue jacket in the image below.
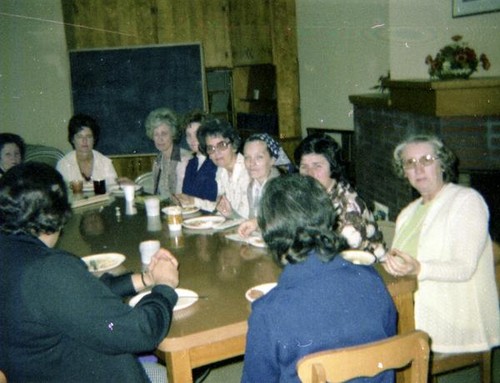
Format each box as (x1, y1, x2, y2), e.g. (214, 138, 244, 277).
(242, 253, 397, 383)
(0, 233, 177, 382)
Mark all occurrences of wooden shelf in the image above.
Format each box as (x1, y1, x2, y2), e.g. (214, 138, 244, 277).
(383, 77, 500, 117)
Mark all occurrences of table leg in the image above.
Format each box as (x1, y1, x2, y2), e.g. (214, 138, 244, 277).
(161, 350, 194, 383)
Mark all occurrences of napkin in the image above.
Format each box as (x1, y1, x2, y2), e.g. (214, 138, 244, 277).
(71, 194, 111, 209)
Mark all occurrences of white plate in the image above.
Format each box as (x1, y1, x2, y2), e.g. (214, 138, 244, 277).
(248, 236, 267, 248)
(128, 288, 199, 311)
(83, 183, 94, 192)
(245, 282, 277, 302)
(162, 206, 200, 216)
(340, 250, 376, 265)
(111, 184, 142, 195)
(82, 253, 126, 272)
(181, 206, 200, 216)
(183, 215, 225, 230)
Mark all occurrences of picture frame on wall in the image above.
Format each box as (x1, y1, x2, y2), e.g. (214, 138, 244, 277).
(453, 0, 500, 17)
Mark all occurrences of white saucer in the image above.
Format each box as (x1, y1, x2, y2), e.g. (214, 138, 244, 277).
(245, 282, 277, 302)
(129, 288, 199, 312)
(340, 250, 376, 265)
(82, 253, 126, 272)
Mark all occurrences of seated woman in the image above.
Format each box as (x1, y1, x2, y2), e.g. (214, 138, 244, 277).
(0, 162, 179, 382)
(145, 107, 190, 201)
(242, 174, 397, 383)
(383, 134, 500, 353)
(238, 133, 285, 237)
(196, 119, 250, 218)
(294, 133, 386, 260)
(56, 114, 124, 190)
(174, 110, 218, 205)
(0, 133, 25, 177)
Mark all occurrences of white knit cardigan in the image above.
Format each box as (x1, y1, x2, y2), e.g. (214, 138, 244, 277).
(394, 183, 500, 353)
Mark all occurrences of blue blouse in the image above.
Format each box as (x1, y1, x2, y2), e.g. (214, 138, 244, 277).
(182, 154, 217, 202)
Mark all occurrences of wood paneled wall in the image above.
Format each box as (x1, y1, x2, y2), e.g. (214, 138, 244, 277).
(61, 0, 302, 177)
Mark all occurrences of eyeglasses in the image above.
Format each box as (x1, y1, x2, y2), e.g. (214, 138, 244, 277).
(206, 141, 231, 154)
(402, 154, 439, 170)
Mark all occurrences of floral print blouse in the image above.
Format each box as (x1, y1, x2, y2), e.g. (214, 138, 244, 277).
(328, 180, 386, 260)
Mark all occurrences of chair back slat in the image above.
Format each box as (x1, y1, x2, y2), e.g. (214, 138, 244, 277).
(297, 330, 430, 383)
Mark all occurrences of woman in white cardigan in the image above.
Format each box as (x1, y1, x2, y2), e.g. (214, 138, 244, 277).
(383, 134, 499, 353)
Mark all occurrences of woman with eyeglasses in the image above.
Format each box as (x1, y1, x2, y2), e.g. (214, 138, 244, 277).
(294, 133, 386, 260)
(383, 134, 499, 353)
(196, 119, 250, 218)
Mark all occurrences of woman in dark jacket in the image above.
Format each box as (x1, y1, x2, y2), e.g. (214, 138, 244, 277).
(0, 162, 179, 382)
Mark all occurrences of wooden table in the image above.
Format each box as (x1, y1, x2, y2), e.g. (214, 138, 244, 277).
(57, 197, 417, 383)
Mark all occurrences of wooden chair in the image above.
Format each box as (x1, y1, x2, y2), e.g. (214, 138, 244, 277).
(430, 350, 492, 383)
(296, 330, 430, 383)
(24, 144, 65, 168)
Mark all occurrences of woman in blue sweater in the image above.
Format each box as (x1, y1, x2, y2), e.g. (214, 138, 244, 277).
(241, 174, 397, 383)
(175, 110, 218, 206)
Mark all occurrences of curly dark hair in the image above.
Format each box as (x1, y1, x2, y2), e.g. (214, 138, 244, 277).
(257, 174, 347, 266)
(0, 162, 72, 236)
(68, 114, 100, 148)
(196, 118, 241, 156)
(294, 133, 346, 182)
(0, 133, 26, 160)
(182, 110, 214, 131)
(392, 134, 458, 182)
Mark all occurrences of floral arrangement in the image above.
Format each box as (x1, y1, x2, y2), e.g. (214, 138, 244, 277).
(425, 35, 490, 80)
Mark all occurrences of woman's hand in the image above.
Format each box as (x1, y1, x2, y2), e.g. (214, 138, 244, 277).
(147, 248, 179, 289)
(238, 218, 258, 238)
(216, 195, 233, 218)
(382, 248, 421, 277)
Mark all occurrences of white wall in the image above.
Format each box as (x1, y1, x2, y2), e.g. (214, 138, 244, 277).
(0, 0, 72, 151)
(2, 0, 499, 147)
(296, 0, 390, 132)
(297, 0, 500, 133)
(389, 0, 500, 79)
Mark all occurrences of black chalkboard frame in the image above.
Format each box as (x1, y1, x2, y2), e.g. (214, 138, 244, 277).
(69, 43, 206, 155)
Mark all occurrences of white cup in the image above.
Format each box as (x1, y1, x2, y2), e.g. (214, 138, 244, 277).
(139, 240, 160, 266)
(125, 200, 137, 216)
(122, 184, 135, 202)
(147, 215, 162, 232)
(164, 206, 183, 231)
(144, 197, 160, 216)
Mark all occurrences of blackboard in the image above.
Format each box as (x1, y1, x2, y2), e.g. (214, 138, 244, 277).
(69, 44, 205, 155)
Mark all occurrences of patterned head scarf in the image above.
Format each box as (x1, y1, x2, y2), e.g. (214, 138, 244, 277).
(247, 133, 291, 166)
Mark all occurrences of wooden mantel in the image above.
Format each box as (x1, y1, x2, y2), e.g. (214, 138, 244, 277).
(382, 77, 500, 117)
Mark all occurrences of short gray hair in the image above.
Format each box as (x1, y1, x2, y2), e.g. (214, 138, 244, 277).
(145, 107, 179, 140)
